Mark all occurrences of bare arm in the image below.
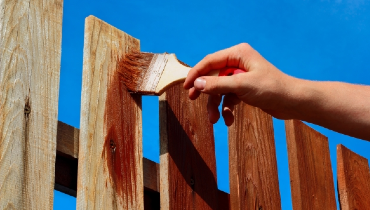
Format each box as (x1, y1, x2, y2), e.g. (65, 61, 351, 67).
(183, 43, 370, 140)
(291, 80, 370, 140)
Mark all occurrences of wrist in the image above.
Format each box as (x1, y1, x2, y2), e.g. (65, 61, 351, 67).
(287, 77, 322, 120)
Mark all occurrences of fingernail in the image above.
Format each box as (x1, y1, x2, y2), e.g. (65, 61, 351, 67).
(194, 78, 206, 91)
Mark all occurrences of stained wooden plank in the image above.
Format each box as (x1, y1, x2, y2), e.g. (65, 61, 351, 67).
(56, 119, 229, 208)
(337, 144, 370, 210)
(0, 1, 63, 209)
(159, 83, 219, 209)
(77, 16, 143, 209)
(285, 120, 336, 210)
(218, 190, 230, 210)
(55, 152, 78, 197)
(229, 104, 281, 209)
(57, 121, 79, 158)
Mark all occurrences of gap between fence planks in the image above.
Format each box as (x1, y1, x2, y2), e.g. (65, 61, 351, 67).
(229, 104, 281, 210)
(285, 120, 337, 210)
(77, 16, 143, 209)
(0, 1, 63, 209)
(337, 144, 370, 210)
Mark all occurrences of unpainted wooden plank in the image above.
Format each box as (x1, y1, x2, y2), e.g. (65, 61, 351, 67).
(229, 104, 281, 210)
(337, 144, 370, 210)
(0, 0, 63, 209)
(285, 120, 336, 210)
(159, 84, 220, 209)
(77, 16, 143, 210)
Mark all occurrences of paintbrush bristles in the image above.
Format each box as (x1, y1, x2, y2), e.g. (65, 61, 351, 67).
(117, 51, 154, 92)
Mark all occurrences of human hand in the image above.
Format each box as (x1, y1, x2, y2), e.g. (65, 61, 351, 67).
(183, 43, 298, 126)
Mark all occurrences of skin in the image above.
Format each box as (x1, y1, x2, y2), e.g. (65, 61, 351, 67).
(183, 43, 370, 141)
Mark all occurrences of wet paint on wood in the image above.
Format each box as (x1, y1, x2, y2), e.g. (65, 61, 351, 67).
(337, 144, 370, 210)
(77, 16, 143, 210)
(285, 120, 336, 210)
(229, 104, 281, 210)
(159, 84, 220, 209)
(0, 0, 63, 209)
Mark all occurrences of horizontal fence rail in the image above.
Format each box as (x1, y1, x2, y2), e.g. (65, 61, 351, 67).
(1, 1, 370, 209)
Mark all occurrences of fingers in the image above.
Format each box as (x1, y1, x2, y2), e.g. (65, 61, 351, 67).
(222, 93, 241, 126)
(206, 93, 241, 126)
(183, 43, 253, 90)
(193, 75, 242, 95)
(207, 94, 222, 124)
(188, 87, 201, 100)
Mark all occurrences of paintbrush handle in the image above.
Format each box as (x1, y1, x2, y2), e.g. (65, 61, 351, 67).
(206, 67, 246, 77)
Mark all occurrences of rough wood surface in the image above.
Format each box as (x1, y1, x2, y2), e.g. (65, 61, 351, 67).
(57, 121, 79, 158)
(229, 104, 281, 210)
(0, 0, 63, 209)
(159, 84, 220, 209)
(337, 144, 370, 210)
(55, 119, 229, 208)
(285, 120, 336, 210)
(77, 16, 143, 210)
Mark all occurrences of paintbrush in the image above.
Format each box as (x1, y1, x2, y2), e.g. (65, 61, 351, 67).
(118, 51, 246, 95)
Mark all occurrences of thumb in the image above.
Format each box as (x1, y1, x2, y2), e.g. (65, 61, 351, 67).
(194, 76, 239, 95)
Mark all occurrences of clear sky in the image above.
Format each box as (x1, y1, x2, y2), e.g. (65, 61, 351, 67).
(55, 0, 370, 209)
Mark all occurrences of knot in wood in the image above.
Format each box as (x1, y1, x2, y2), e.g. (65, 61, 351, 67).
(24, 105, 31, 115)
(110, 139, 116, 153)
(190, 178, 195, 186)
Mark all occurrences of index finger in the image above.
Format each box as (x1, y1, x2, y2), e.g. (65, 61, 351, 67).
(183, 47, 240, 89)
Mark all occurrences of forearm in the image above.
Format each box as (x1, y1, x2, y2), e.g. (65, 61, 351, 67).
(290, 78, 370, 140)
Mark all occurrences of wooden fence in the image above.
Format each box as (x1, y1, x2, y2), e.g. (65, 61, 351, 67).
(1, 2, 370, 209)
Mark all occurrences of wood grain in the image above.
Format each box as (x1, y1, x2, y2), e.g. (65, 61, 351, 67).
(337, 144, 370, 210)
(229, 104, 281, 210)
(285, 120, 336, 210)
(77, 16, 143, 210)
(55, 119, 229, 208)
(57, 121, 79, 158)
(159, 84, 220, 209)
(0, 0, 63, 209)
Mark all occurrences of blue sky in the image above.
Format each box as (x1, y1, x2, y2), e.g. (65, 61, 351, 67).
(55, 0, 370, 209)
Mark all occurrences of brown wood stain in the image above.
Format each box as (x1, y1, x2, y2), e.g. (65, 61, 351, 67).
(229, 104, 281, 210)
(104, 69, 142, 206)
(161, 84, 220, 209)
(285, 120, 336, 210)
(337, 144, 370, 209)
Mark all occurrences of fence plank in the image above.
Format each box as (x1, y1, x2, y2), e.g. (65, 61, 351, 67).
(56, 119, 229, 208)
(229, 104, 281, 209)
(159, 84, 220, 209)
(77, 16, 143, 209)
(57, 121, 79, 158)
(337, 144, 370, 210)
(285, 120, 336, 210)
(0, 1, 63, 209)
